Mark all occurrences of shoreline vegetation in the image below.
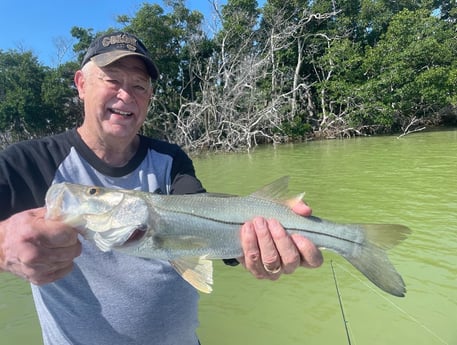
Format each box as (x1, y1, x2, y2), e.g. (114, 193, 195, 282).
(1, 1, 456, 153)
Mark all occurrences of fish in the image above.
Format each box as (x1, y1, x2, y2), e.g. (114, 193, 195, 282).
(45, 177, 411, 297)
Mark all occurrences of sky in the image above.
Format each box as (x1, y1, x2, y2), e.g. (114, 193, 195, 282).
(0, 0, 227, 67)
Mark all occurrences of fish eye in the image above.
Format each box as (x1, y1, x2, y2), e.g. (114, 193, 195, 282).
(87, 187, 100, 196)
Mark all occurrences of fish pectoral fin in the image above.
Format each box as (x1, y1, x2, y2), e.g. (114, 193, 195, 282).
(170, 257, 214, 294)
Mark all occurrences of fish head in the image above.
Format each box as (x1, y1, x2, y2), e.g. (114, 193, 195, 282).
(46, 183, 124, 222)
(45, 183, 151, 251)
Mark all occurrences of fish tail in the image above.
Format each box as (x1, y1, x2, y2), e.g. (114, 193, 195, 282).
(343, 224, 411, 297)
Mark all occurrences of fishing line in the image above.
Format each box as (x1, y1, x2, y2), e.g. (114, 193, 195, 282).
(333, 261, 449, 345)
(331, 260, 353, 345)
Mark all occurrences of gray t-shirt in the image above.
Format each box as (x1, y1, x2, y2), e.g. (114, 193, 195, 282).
(0, 129, 206, 345)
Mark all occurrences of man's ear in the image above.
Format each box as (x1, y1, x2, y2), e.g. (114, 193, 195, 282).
(74, 70, 86, 100)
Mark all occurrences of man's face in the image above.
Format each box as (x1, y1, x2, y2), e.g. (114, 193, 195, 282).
(76, 56, 153, 141)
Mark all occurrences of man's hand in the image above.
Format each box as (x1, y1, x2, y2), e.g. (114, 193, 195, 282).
(239, 201, 323, 279)
(0, 207, 82, 285)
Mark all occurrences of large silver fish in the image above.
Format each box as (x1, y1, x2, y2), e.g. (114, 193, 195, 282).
(45, 177, 410, 297)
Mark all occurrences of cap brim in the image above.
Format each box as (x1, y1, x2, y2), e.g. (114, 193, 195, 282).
(91, 51, 159, 80)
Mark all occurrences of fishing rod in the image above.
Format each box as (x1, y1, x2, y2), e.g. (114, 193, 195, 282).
(331, 260, 352, 345)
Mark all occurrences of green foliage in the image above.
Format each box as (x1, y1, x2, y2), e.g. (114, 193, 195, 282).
(314, 7, 457, 134)
(41, 61, 83, 131)
(279, 117, 313, 139)
(360, 9, 456, 118)
(0, 51, 49, 134)
(219, 0, 259, 51)
(1, 1, 456, 149)
(70, 27, 96, 64)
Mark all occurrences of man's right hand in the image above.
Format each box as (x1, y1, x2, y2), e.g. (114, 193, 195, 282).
(0, 207, 82, 285)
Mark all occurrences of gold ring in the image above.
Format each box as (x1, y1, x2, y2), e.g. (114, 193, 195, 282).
(263, 264, 281, 274)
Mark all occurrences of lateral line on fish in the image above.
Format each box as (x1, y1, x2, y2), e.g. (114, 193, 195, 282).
(157, 207, 364, 246)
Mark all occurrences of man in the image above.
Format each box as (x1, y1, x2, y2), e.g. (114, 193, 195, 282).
(0, 32, 322, 344)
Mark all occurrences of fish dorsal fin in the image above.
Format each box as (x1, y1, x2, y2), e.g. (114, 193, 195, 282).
(284, 192, 306, 209)
(170, 257, 214, 293)
(249, 176, 306, 207)
(250, 176, 290, 201)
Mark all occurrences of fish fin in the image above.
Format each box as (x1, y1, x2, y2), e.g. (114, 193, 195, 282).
(203, 176, 296, 203)
(84, 225, 140, 251)
(284, 192, 306, 208)
(170, 257, 214, 293)
(358, 224, 411, 249)
(250, 176, 290, 201)
(344, 223, 411, 297)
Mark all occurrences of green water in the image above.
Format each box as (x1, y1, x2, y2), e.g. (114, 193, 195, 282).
(1, 130, 456, 344)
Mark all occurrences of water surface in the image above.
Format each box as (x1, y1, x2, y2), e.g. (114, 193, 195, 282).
(194, 130, 457, 345)
(0, 130, 456, 344)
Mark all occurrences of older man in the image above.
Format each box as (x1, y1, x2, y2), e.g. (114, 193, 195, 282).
(0, 32, 322, 345)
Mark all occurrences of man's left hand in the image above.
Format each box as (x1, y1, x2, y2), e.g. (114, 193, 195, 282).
(238, 201, 323, 279)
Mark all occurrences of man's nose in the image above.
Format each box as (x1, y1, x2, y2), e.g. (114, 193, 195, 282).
(116, 84, 136, 103)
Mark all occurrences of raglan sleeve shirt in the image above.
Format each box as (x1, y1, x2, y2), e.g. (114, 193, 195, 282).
(0, 129, 206, 345)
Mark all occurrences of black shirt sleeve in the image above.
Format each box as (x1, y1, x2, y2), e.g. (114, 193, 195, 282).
(0, 133, 70, 220)
(170, 148, 206, 195)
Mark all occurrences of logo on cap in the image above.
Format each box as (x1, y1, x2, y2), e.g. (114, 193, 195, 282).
(102, 34, 138, 52)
